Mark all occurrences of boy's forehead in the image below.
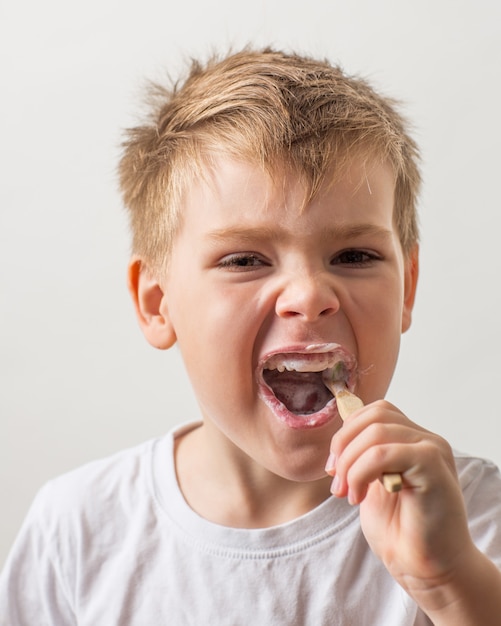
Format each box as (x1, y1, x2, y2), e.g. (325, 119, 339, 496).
(184, 153, 396, 212)
(197, 157, 296, 206)
(177, 153, 398, 244)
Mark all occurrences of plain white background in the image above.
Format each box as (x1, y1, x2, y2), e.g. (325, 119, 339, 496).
(1, 0, 501, 567)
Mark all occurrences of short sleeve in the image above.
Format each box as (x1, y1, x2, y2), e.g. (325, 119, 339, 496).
(457, 454, 501, 569)
(0, 485, 76, 626)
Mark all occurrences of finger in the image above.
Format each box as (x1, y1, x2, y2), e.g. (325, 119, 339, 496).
(330, 400, 427, 456)
(337, 438, 455, 505)
(340, 442, 412, 503)
(332, 420, 425, 483)
(331, 440, 409, 500)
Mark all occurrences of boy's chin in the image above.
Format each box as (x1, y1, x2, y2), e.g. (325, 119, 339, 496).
(270, 460, 334, 486)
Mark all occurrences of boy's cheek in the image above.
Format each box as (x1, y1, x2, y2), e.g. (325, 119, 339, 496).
(401, 245, 420, 333)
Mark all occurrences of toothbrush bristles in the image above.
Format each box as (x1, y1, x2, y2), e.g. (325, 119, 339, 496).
(331, 360, 348, 384)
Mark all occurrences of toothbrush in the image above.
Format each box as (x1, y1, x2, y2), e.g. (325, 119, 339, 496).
(323, 363, 403, 494)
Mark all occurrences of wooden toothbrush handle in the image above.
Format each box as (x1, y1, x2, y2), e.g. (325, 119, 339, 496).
(331, 385, 403, 493)
(332, 387, 364, 420)
(382, 473, 403, 493)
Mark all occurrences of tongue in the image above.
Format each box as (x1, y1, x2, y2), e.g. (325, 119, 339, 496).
(263, 370, 333, 414)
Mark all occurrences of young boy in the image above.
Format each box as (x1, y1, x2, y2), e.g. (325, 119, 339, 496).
(2, 47, 501, 625)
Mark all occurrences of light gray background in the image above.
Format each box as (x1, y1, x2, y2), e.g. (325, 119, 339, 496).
(1, 0, 500, 567)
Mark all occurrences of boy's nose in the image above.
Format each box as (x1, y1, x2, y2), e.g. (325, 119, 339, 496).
(275, 272, 341, 321)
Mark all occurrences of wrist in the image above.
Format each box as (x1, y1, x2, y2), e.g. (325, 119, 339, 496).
(413, 546, 501, 625)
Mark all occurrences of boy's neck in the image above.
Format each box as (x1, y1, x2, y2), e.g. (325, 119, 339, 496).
(174, 423, 332, 529)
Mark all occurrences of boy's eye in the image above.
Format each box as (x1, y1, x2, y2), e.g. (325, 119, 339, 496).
(332, 249, 380, 267)
(218, 253, 268, 271)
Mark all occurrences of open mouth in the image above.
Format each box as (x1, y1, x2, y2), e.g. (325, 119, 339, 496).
(258, 344, 356, 429)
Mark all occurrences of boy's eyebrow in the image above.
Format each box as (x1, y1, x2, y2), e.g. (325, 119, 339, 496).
(207, 226, 285, 243)
(206, 223, 394, 243)
(328, 223, 395, 241)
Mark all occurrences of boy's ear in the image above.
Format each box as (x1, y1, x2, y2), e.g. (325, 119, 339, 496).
(401, 244, 419, 333)
(127, 258, 177, 349)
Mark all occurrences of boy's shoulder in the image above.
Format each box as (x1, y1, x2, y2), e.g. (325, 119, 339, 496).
(48, 437, 156, 490)
(454, 450, 501, 482)
(25, 422, 201, 537)
(454, 450, 501, 512)
(29, 435, 169, 534)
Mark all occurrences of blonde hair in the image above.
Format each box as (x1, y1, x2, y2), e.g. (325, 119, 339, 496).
(119, 47, 420, 271)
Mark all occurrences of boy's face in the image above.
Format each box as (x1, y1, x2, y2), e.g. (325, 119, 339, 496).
(134, 156, 418, 482)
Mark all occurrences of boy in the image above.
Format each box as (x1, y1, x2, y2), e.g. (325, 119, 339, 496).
(2, 47, 501, 625)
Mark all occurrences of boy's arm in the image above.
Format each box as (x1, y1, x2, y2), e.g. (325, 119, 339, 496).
(418, 546, 501, 625)
(327, 399, 501, 625)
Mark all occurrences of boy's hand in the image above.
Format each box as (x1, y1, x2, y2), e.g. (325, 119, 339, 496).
(326, 400, 501, 623)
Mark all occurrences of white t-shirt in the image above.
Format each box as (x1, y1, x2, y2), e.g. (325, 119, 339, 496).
(2, 422, 501, 626)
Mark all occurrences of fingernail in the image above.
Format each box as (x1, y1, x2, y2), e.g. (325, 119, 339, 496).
(325, 452, 336, 474)
(330, 475, 341, 495)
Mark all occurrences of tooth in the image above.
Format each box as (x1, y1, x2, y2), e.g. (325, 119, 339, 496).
(263, 352, 347, 374)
